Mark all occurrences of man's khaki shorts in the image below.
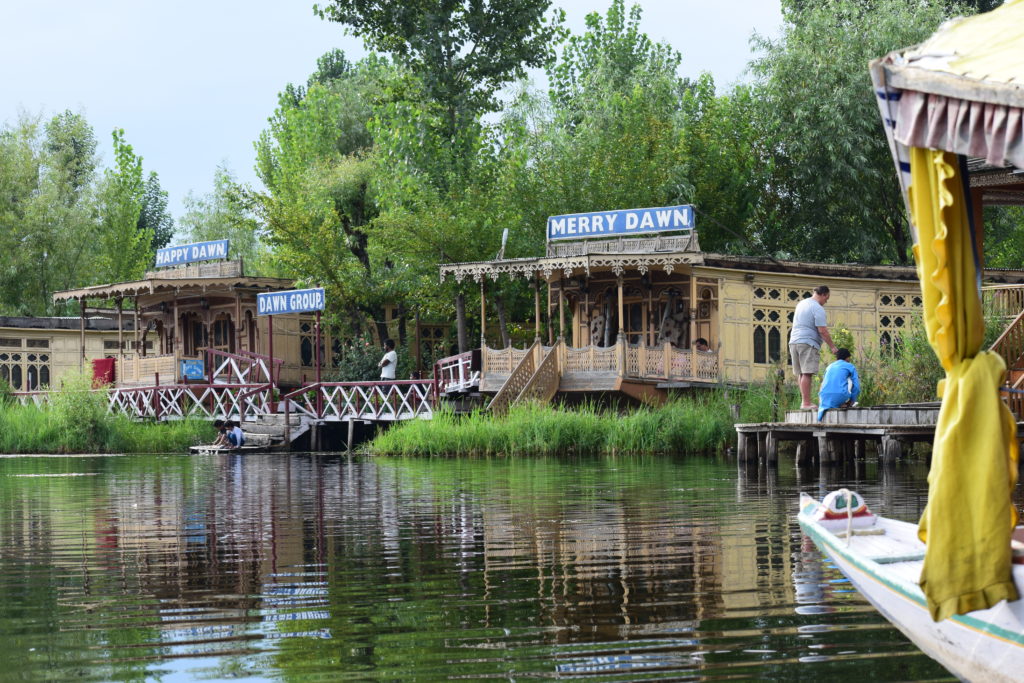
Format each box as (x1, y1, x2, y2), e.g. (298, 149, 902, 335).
(790, 343, 821, 376)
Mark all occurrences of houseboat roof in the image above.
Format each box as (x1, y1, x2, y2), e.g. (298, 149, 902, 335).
(0, 315, 136, 331)
(440, 243, 1024, 285)
(52, 275, 294, 303)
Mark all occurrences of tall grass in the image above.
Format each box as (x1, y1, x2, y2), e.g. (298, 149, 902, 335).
(371, 386, 780, 457)
(0, 371, 214, 454)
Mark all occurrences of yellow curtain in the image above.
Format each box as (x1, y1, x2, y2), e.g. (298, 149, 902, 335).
(909, 147, 1019, 621)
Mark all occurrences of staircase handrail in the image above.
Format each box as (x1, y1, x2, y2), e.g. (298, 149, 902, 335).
(989, 307, 1024, 372)
(512, 341, 562, 407)
(233, 348, 285, 367)
(489, 340, 540, 416)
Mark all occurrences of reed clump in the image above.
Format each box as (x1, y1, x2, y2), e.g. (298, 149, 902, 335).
(0, 372, 215, 454)
(371, 386, 778, 457)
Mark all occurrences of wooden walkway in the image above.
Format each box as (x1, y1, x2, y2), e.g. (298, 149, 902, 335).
(735, 404, 941, 467)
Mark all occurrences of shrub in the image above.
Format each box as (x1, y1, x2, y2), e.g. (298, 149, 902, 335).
(49, 370, 111, 452)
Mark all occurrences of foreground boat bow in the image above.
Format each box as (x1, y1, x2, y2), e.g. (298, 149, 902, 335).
(797, 491, 1024, 682)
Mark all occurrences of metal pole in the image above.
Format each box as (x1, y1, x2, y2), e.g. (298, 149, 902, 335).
(268, 314, 274, 388)
(315, 310, 322, 418)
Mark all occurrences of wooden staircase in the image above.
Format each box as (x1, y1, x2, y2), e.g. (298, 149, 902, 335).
(989, 308, 1024, 417)
(488, 341, 562, 415)
(239, 413, 312, 449)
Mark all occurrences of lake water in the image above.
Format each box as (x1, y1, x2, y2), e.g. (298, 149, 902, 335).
(0, 453, 953, 681)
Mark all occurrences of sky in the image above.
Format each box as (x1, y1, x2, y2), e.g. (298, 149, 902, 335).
(1, 1, 782, 224)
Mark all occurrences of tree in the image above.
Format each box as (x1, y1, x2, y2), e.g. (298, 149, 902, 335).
(315, 0, 563, 187)
(315, 0, 562, 135)
(748, 0, 955, 264)
(180, 166, 263, 270)
(138, 171, 175, 251)
(95, 129, 149, 283)
(251, 55, 395, 340)
(0, 112, 103, 314)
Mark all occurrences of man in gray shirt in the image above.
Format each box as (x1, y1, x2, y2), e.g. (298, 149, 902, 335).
(789, 285, 838, 409)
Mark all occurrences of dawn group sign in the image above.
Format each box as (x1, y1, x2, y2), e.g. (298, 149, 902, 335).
(547, 205, 694, 241)
(257, 288, 326, 315)
(156, 239, 230, 267)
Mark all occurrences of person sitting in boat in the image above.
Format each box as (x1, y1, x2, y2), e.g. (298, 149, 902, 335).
(817, 348, 860, 421)
(227, 420, 245, 449)
(212, 419, 230, 448)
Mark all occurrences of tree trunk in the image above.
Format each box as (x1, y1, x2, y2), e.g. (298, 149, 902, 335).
(456, 292, 468, 353)
(397, 302, 408, 347)
(494, 295, 511, 348)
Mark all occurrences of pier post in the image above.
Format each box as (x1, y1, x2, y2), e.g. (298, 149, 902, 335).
(881, 435, 902, 465)
(347, 417, 355, 452)
(765, 431, 778, 466)
(817, 435, 832, 465)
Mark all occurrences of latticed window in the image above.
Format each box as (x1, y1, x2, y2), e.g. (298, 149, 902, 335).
(877, 291, 921, 351)
(0, 351, 49, 390)
(753, 288, 808, 365)
(300, 322, 314, 367)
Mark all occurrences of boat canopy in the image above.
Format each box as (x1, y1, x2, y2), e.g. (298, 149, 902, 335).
(870, 0, 1023, 622)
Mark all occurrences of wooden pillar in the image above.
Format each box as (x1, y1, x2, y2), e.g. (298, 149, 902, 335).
(235, 293, 243, 353)
(133, 296, 141, 358)
(616, 275, 625, 341)
(79, 299, 86, 371)
(558, 277, 565, 341)
(172, 294, 180, 378)
(116, 297, 124, 363)
(414, 312, 422, 373)
(547, 280, 553, 346)
(479, 279, 486, 345)
(689, 268, 698, 347)
(533, 277, 541, 341)
(971, 186, 985, 266)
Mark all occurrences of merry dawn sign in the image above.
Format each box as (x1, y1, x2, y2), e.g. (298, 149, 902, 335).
(547, 205, 694, 242)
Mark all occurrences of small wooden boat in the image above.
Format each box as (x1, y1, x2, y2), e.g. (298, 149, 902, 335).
(188, 444, 262, 455)
(798, 490, 1024, 682)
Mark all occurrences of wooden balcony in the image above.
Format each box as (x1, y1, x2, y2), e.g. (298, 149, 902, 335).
(481, 341, 719, 395)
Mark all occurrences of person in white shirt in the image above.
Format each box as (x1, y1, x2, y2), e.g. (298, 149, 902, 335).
(378, 338, 397, 380)
(788, 285, 838, 410)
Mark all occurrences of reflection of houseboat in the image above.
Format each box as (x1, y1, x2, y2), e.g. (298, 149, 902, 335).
(440, 204, 1024, 405)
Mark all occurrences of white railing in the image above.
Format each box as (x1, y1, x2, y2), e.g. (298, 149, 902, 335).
(16, 383, 272, 421)
(435, 351, 479, 394)
(284, 381, 435, 422)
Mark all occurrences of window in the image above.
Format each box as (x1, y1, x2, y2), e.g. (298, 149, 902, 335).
(0, 351, 46, 390)
(0, 338, 20, 348)
(877, 291, 921, 352)
(26, 339, 49, 348)
(753, 288, 804, 365)
(104, 340, 121, 350)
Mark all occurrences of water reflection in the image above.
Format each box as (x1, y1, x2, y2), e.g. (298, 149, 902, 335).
(0, 453, 952, 680)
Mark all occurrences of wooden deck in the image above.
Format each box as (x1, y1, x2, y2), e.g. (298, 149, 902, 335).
(735, 404, 943, 468)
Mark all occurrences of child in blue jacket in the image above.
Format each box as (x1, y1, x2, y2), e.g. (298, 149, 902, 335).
(817, 348, 860, 421)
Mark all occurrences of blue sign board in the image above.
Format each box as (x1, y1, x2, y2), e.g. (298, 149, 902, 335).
(257, 288, 326, 316)
(180, 358, 205, 381)
(156, 239, 229, 267)
(547, 205, 694, 241)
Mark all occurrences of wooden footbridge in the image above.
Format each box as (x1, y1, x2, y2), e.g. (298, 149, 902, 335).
(14, 347, 479, 450)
